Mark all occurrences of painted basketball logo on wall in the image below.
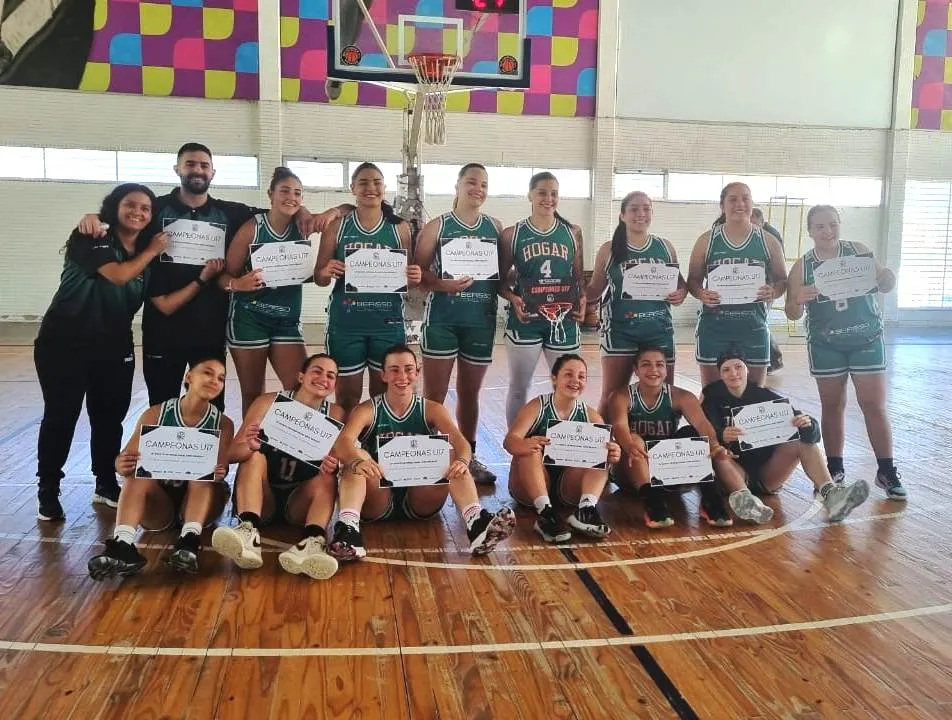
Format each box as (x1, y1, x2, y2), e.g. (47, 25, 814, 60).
(280, 0, 598, 117)
(912, 0, 952, 130)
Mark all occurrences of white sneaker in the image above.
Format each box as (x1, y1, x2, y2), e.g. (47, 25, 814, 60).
(823, 480, 869, 523)
(728, 489, 774, 524)
(278, 536, 339, 580)
(211, 521, 263, 570)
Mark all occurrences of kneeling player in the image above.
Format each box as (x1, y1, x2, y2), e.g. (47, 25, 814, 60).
(505, 354, 620, 543)
(701, 350, 869, 522)
(88, 356, 233, 579)
(212, 353, 343, 580)
(608, 347, 774, 528)
(329, 344, 516, 560)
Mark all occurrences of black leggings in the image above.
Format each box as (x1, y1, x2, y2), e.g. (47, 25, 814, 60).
(34, 337, 135, 491)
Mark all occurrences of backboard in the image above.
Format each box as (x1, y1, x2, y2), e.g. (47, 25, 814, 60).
(327, 0, 530, 89)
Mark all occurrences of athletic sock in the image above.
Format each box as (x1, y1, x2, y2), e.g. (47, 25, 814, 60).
(113, 524, 136, 545)
(533, 495, 552, 514)
(578, 494, 598, 509)
(469, 440, 477, 455)
(302, 524, 325, 540)
(181, 522, 202, 538)
(339, 509, 360, 530)
(826, 456, 844, 476)
(462, 503, 482, 530)
(238, 511, 261, 528)
(877, 458, 895, 473)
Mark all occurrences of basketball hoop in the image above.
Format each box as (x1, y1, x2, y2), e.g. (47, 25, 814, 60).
(408, 51, 461, 145)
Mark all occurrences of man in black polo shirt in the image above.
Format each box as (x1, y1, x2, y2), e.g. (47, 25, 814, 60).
(81, 142, 344, 409)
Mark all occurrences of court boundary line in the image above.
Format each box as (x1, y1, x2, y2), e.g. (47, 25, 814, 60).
(1, 601, 949, 658)
(0, 501, 921, 571)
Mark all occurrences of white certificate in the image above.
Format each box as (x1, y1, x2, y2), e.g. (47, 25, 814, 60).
(647, 437, 714, 486)
(731, 399, 799, 451)
(136, 425, 220, 482)
(377, 434, 451, 488)
(813, 255, 877, 303)
(621, 262, 679, 301)
(161, 218, 226, 265)
(345, 247, 408, 294)
(707, 262, 766, 305)
(543, 421, 611, 469)
(250, 240, 315, 287)
(440, 237, 499, 281)
(258, 394, 342, 465)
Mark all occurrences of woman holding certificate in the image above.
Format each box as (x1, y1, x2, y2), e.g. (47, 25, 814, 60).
(701, 351, 870, 522)
(785, 205, 906, 500)
(505, 355, 621, 543)
(35, 183, 168, 522)
(607, 348, 773, 528)
(225, 167, 311, 415)
(87, 356, 234, 580)
(687, 182, 788, 387)
(315, 163, 422, 414)
(212, 353, 344, 580)
(586, 191, 687, 417)
(329, 345, 516, 561)
(499, 172, 588, 425)
(415, 163, 503, 484)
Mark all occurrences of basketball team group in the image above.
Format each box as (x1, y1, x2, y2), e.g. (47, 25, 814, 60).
(31, 142, 904, 583)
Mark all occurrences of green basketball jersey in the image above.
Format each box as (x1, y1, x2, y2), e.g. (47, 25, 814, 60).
(802, 241, 883, 346)
(702, 225, 771, 322)
(360, 394, 431, 460)
(424, 212, 499, 327)
(627, 383, 681, 441)
(512, 219, 576, 289)
(527, 393, 589, 437)
(236, 214, 304, 320)
(328, 213, 405, 331)
(156, 398, 222, 431)
(600, 235, 673, 333)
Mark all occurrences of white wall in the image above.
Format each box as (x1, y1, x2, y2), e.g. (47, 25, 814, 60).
(616, 0, 900, 129)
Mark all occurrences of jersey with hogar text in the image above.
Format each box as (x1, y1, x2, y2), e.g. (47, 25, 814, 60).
(424, 212, 499, 327)
(627, 383, 681, 441)
(328, 213, 405, 332)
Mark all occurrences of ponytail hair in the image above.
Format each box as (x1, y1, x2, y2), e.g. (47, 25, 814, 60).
(612, 191, 652, 265)
(351, 161, 405, 225)
(269, 166, 300, 192)
(712, 212, 726, 229)
(529, 171, 573, 228)
(454, 162, 487, 212)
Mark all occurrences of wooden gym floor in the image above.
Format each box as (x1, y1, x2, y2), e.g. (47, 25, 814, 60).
(0, 332, 950, 719)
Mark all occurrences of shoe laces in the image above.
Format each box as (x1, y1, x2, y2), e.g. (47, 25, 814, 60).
(881, 468, 902, 486)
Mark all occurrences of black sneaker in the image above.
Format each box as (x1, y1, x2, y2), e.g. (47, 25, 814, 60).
(643, 487, 674, 529)
(88, 538, 147, 581)
(699, 485, 733, 527)
(37, 489, 65, 521)
(568, 505, 611, 539)
(469, 457, 497, 485)
(329, 521, 367, 561)
(167, 533, 201, 574)
(467, 507, 516, 555)
(534, 506, 572, 543)
(92, 479, 121, 508)
(875, 467, 908, 500)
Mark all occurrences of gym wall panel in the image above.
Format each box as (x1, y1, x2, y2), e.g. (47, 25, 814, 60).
(616, 0, 899, 129)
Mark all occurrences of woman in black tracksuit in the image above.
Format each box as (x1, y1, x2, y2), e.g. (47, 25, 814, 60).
(35, 183, 167, 521)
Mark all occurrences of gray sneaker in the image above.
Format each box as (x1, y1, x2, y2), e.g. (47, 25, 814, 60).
(469, 456, 497, 484)
(728, 489, 774, 524)
(823, 480, 869, 523)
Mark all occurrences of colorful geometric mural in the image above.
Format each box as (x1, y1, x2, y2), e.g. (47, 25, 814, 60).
(912, 0, 952, 130)
(78, 0, 260, 99)
(280, 0, 598, 117)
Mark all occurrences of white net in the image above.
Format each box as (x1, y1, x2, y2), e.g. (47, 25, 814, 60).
(408, 53, 461, 146)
